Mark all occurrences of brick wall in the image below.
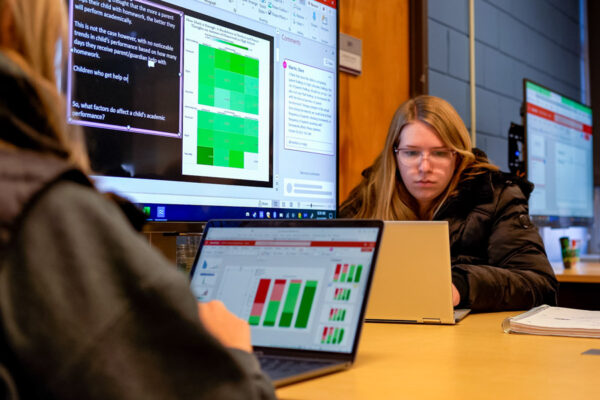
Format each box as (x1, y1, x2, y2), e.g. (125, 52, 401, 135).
(427, 0, 582, 170)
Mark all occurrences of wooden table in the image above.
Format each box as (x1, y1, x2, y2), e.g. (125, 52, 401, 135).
(276, 312, 600, 399)
(553, 261, 600, 283)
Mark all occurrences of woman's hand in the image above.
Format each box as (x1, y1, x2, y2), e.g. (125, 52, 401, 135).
(452, 283, 460, 306)
(198, 300, 253, 353)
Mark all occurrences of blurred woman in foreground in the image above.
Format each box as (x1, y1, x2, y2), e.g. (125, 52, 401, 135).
(0, 1, 275, 398)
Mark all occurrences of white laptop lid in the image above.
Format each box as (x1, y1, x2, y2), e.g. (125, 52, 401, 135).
(190, 219, 383, 356)
(365, 221, 468, 324)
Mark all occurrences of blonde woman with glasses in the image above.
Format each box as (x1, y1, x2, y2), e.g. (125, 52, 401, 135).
(340, 95, 557, 312)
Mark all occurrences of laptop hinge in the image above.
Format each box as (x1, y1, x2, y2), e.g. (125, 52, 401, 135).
(422, 318, 442, 324)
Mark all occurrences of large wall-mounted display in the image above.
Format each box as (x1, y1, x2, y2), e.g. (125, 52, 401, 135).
(524, 79, 594, 226)
(67, 0, 338, 223)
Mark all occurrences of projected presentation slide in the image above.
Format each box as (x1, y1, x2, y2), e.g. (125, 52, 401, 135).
(67, 0, 183, 137)
(190, 227, 377, 352)
(181, 15, 272, 183)
(525, 81, 593, 218)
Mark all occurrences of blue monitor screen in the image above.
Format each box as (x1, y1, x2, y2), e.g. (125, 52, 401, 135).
(66, 0, 338, 222)
(524, 80, 594, 223)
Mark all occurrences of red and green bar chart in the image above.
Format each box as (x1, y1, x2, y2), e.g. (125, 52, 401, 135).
(333, 264, 363, 283)
(321, 326, 345, 345)
(328, 308, 346, 322)
(333, 288, 351, 301)
(248, 278, 318, 328)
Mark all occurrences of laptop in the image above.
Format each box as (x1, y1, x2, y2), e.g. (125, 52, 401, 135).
(189, 219, 384, 387)
(365, 221, 470, 324)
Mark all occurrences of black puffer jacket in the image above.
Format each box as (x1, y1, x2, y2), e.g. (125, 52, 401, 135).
(434, 169, 558, 311)
(340, 163, 558, 312)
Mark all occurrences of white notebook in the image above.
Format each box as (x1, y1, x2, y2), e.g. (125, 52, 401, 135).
(502, 305, 600, 338)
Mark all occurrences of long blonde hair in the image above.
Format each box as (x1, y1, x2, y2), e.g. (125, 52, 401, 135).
(0, 0, 89, 170)
(340, 95, 498, 220)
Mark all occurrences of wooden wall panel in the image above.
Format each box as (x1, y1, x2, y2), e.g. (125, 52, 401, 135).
(338, 0, 411, 204)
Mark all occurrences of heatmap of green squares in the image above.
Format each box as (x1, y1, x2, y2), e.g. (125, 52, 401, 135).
(196, 110, 258, 168)
(197, 44, 259, 115)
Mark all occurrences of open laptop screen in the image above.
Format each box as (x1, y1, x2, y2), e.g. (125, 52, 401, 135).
(190, 222, 380, 354)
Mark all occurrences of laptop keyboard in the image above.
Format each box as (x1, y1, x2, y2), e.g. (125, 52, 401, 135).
(258, 356, 337, 380)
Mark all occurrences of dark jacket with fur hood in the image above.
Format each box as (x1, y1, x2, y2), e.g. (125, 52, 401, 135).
(340, 156, 558, 312)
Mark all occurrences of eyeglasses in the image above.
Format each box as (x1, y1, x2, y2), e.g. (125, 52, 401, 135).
(394, 147, 456, 167)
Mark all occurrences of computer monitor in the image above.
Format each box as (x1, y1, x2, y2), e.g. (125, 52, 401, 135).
(523, 79, 594, 226)
(66, 0, 339, 227)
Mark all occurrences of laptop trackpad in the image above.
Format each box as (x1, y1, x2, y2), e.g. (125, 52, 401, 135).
(258, 356, 339, 380)
(454, 308, 471, 322)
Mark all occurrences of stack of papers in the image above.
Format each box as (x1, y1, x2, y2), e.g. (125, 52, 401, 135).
(502, 305, 600, 338)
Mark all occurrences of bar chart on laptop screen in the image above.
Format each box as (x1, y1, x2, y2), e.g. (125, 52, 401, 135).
(215, 266, 326, 331)
(249, 278, 318, 328)
(332, 263, 363, 283)
(190, 232, 379, 352)
(320, 326, 345, 345)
